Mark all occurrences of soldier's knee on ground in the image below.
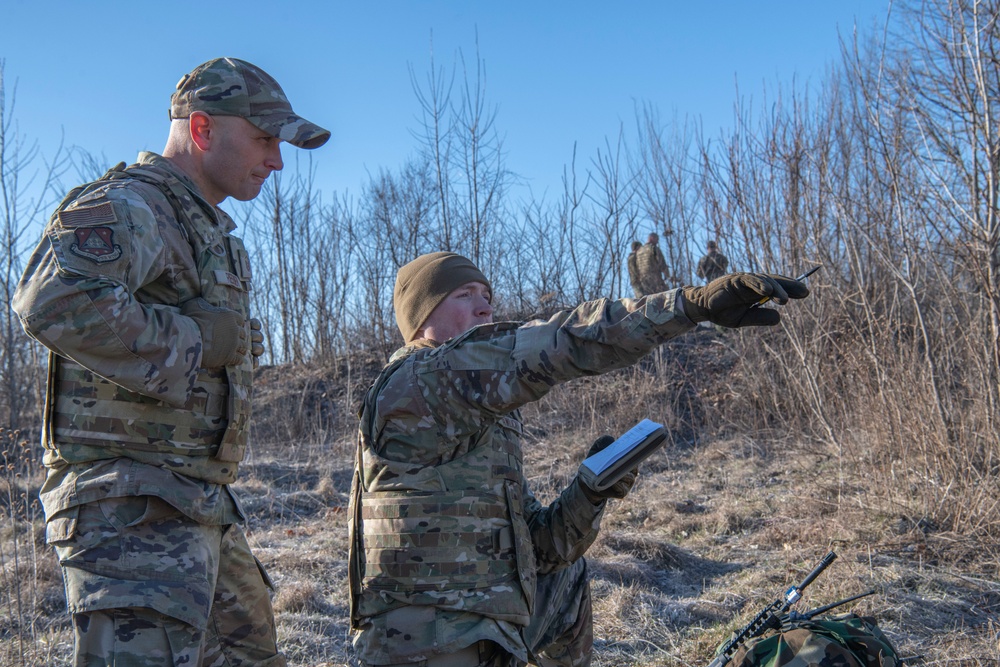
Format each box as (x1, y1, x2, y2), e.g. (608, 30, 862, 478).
(524, 559, 594, 667)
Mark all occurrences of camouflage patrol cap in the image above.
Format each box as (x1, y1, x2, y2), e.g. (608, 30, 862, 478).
(170, 57, 330, 149)
(393, 252, 491, 342)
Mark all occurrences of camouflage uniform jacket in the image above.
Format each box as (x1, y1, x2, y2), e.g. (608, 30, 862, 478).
(12, 152, 253, 526)
(636, 242, 668, 293)
(349, 290, 695, 664)
(696, 251, 729, 283)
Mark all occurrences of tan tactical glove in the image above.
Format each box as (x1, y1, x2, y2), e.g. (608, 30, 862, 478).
(182, 298, 248, 369)
(680, 272, 809, 328)
(578, 435, 639, 504)
(249, 318, 265, 369)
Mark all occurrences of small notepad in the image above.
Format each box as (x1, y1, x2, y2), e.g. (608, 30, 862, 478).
(578, 419, 667, 491)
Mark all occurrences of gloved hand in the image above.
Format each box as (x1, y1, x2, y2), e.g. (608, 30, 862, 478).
(249, 318, 265, 369)
(680, 272, 809, 328)
(181, 298, 248, 369)
(578, 435, 639, 504)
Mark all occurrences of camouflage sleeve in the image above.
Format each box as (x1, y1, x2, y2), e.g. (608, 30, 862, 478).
(11, 185, 201, 407)
(381, 291, 695, 465)
(507, 289, 695, 408)
(522, 476, 605, 574)
(409, 290, 694, 421)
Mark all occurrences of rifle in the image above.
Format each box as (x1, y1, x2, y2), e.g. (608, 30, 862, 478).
(707, 551, 837, 667)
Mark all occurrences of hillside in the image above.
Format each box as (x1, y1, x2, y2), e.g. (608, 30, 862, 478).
(2, 329, 998, 666)
(246, 334, 999, 666)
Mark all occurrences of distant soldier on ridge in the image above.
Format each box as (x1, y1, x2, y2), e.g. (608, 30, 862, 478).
(696, 239, 729, 284)
(636, 232, 672, 294)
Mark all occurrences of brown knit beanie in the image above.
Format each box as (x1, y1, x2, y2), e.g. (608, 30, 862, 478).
(393, 252, 491, 342)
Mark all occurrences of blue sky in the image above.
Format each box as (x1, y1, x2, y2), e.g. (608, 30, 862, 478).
(2, 1, 888, 213)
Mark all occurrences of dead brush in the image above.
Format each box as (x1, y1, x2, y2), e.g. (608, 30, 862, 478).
(0, 429, 67, 667)
(273, 581, 329, 615)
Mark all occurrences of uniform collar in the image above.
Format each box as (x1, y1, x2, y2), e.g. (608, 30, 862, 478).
(388, 338, 440, 363)
(135, 152, 236, 234)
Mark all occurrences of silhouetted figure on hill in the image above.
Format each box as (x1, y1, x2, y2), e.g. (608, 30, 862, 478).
(637, 232, 672, 293)
(697, 239, 729, 283)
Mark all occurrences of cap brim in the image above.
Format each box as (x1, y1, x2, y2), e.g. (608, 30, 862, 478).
(251, 112, 331, 149)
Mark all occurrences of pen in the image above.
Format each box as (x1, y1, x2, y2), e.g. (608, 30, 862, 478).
(794, 266, 821, 282)
(752, 265, 820, 307)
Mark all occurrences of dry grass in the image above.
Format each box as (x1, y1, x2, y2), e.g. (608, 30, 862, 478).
(2, 331, 1000, 666)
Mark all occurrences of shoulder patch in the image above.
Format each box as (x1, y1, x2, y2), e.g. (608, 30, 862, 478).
(57, 200, 124, 263)
(68, 226, 123, 263)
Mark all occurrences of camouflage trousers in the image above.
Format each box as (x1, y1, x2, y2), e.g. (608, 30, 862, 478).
(521, 557, 594, 667)
(49, 495, 285, 667)
(361, 558, 593, 667)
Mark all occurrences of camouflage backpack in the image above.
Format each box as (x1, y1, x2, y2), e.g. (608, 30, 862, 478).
(726, 613, 900, 667)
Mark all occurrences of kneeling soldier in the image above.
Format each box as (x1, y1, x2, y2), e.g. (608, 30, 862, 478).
(349, 251, 809, 667)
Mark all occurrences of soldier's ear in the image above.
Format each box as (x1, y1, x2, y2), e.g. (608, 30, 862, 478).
(189, 112, 214, 152)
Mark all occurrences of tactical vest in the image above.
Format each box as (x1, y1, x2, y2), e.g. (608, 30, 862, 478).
(637, 243, 667, 292)
(349, 325, 536, 629)
(42, 160, 254, 481)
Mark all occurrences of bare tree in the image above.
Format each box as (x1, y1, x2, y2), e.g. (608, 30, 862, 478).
(410, 32, 514, 282)
(895, 0, 1000, 414)
(0, 61, 67, 431)
(633, 103, 702, 284)
(558, 145, 602, 304)
(410, 36, 456, 253)
(587, 125, 639, 298)
(241, 154, 357, 364)
(452, 37, 514, 273)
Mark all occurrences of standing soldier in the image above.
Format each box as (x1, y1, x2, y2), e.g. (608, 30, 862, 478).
(696, 239, 729, 284)
(349, 251, 810, 667)
(636, 232, 671, 294)
(627, 240, 644, 297)
(12, 58, 329, 666)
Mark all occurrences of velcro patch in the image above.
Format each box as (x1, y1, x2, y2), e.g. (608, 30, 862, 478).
(213, 269, 244, 291)
(70, 227, 123, 263)
(58, 200, 118, 228)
